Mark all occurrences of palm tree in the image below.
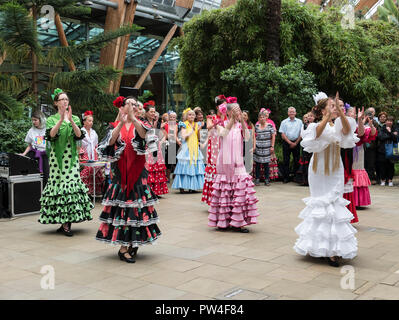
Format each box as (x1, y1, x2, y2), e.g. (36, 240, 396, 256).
(265, 0, 281, 66)
(0, 1, 140, 122)
(378, 0, 399, 28)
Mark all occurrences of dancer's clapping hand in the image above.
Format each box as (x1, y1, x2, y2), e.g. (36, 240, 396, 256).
(358, 106, 365, 122)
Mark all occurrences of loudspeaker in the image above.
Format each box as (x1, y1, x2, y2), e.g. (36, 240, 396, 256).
(0, 178, 11, 218)
(8, 175, 42, 217)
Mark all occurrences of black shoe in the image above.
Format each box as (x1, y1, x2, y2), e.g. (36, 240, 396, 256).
(233, 227, 249, 233)
(118, 250, 136, 263)
(128, 246, 138, 257)
(57, 224, 73, 237)
(179, 189, 186, 194)
(283, 179, 289, 184)
(217, 227, 229, 231)
(327, 257, 339, 267)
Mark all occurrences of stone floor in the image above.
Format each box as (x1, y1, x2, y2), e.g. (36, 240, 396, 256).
(1, 181, 399, 300)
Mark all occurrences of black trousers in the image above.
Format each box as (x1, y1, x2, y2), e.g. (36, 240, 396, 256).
(282, 140, 300, 180)
(378, 159, 395, 181)
(364, 147, 377, 181)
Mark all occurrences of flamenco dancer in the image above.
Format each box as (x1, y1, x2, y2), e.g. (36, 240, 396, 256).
(201, 95, 226, 205)
(39, 89, 93, 236)
(79, 110, 104, 196)
(336, 99, 360, 223)
(346, 107, 377, 207)
(293, 94, 358, 267)
(172, 108, 205, 193)
(143, 101, 169, 196)
(208, 97, 259, 233)
(95, 96, 161, 263)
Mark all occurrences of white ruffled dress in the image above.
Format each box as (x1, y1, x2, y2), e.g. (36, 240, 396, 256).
(293, 118, 358, 259)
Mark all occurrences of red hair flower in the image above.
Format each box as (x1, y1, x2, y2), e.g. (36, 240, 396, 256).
(113, 96, 125, 108)
(143, 100, 156, 110)
(226, 96, 237, 104)
(83, 110, 93, 118)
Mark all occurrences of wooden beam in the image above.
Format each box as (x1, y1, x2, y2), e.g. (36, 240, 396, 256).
(99, 0, 127, 93)
(220, 0, 237, 8)
(175, 0, 194, 8)
(54, 13, 76, 71)
(134, 24, 178, 90)
(112, 0, 138, 94)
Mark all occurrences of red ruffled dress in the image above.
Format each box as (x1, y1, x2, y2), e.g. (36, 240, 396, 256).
(201, 118, 220, 205)
(145, 127, 169, 196)
(341, 117, 360, 224)
(95, 120, 161, 247)
(352, 127, 377, 207)
(208, 121, 259, 229)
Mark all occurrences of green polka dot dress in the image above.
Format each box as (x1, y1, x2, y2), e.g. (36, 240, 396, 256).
(39, 114, 93, 224)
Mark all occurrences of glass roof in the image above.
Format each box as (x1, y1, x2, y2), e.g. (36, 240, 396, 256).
(37, 0, 222, 73)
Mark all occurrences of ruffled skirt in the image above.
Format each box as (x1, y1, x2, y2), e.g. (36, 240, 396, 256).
(95, 170, 161, 247)
(39, 148, 93, 224)
(147, 162, 169, 196)
(201, 163, 216, 205)
(172, 143, 205, 190)
(352, 169, 371, 207)
(293, 189, 358, 259)
(208, 174, 259, 228)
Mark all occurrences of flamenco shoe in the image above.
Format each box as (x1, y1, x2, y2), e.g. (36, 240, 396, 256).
(57, 224, 73, 237)
(232, 227, 249, 233)
(327, 257, 340, 268)
(179, 189, 186, 194)
(128, 246, 139, 257)
(118, 250, 136, 263)
(217, 227, 228, 231)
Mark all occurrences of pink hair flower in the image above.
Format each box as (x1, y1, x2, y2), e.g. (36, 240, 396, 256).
(218, 103, 227, 115)
(226, 96, 237, 104)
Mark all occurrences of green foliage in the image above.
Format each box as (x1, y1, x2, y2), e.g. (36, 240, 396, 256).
(0, 2, 41, 55)
(221, 56, 317, 122)
(378, 0, 399, 27)
(176, 0, 399, 116)
(0, 119, 31, 153)
(0, 93, 25, 120)
(138, 90, 155, 102)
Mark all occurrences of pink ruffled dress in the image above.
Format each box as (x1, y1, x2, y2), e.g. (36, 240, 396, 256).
(352, 127, 377, 207)
(208, 120, 259, 229)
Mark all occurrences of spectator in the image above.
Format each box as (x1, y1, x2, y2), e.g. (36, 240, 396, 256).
(377, 115, 399, 186)
(378, 112, 387, 127)
(366, 107, 379, 125)
(278, 107, 303, 183)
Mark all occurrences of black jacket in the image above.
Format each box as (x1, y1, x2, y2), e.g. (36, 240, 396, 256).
(377, 124, 399, 156)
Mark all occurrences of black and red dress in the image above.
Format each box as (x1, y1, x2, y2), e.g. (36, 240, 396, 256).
(95, 120, 161, 247)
